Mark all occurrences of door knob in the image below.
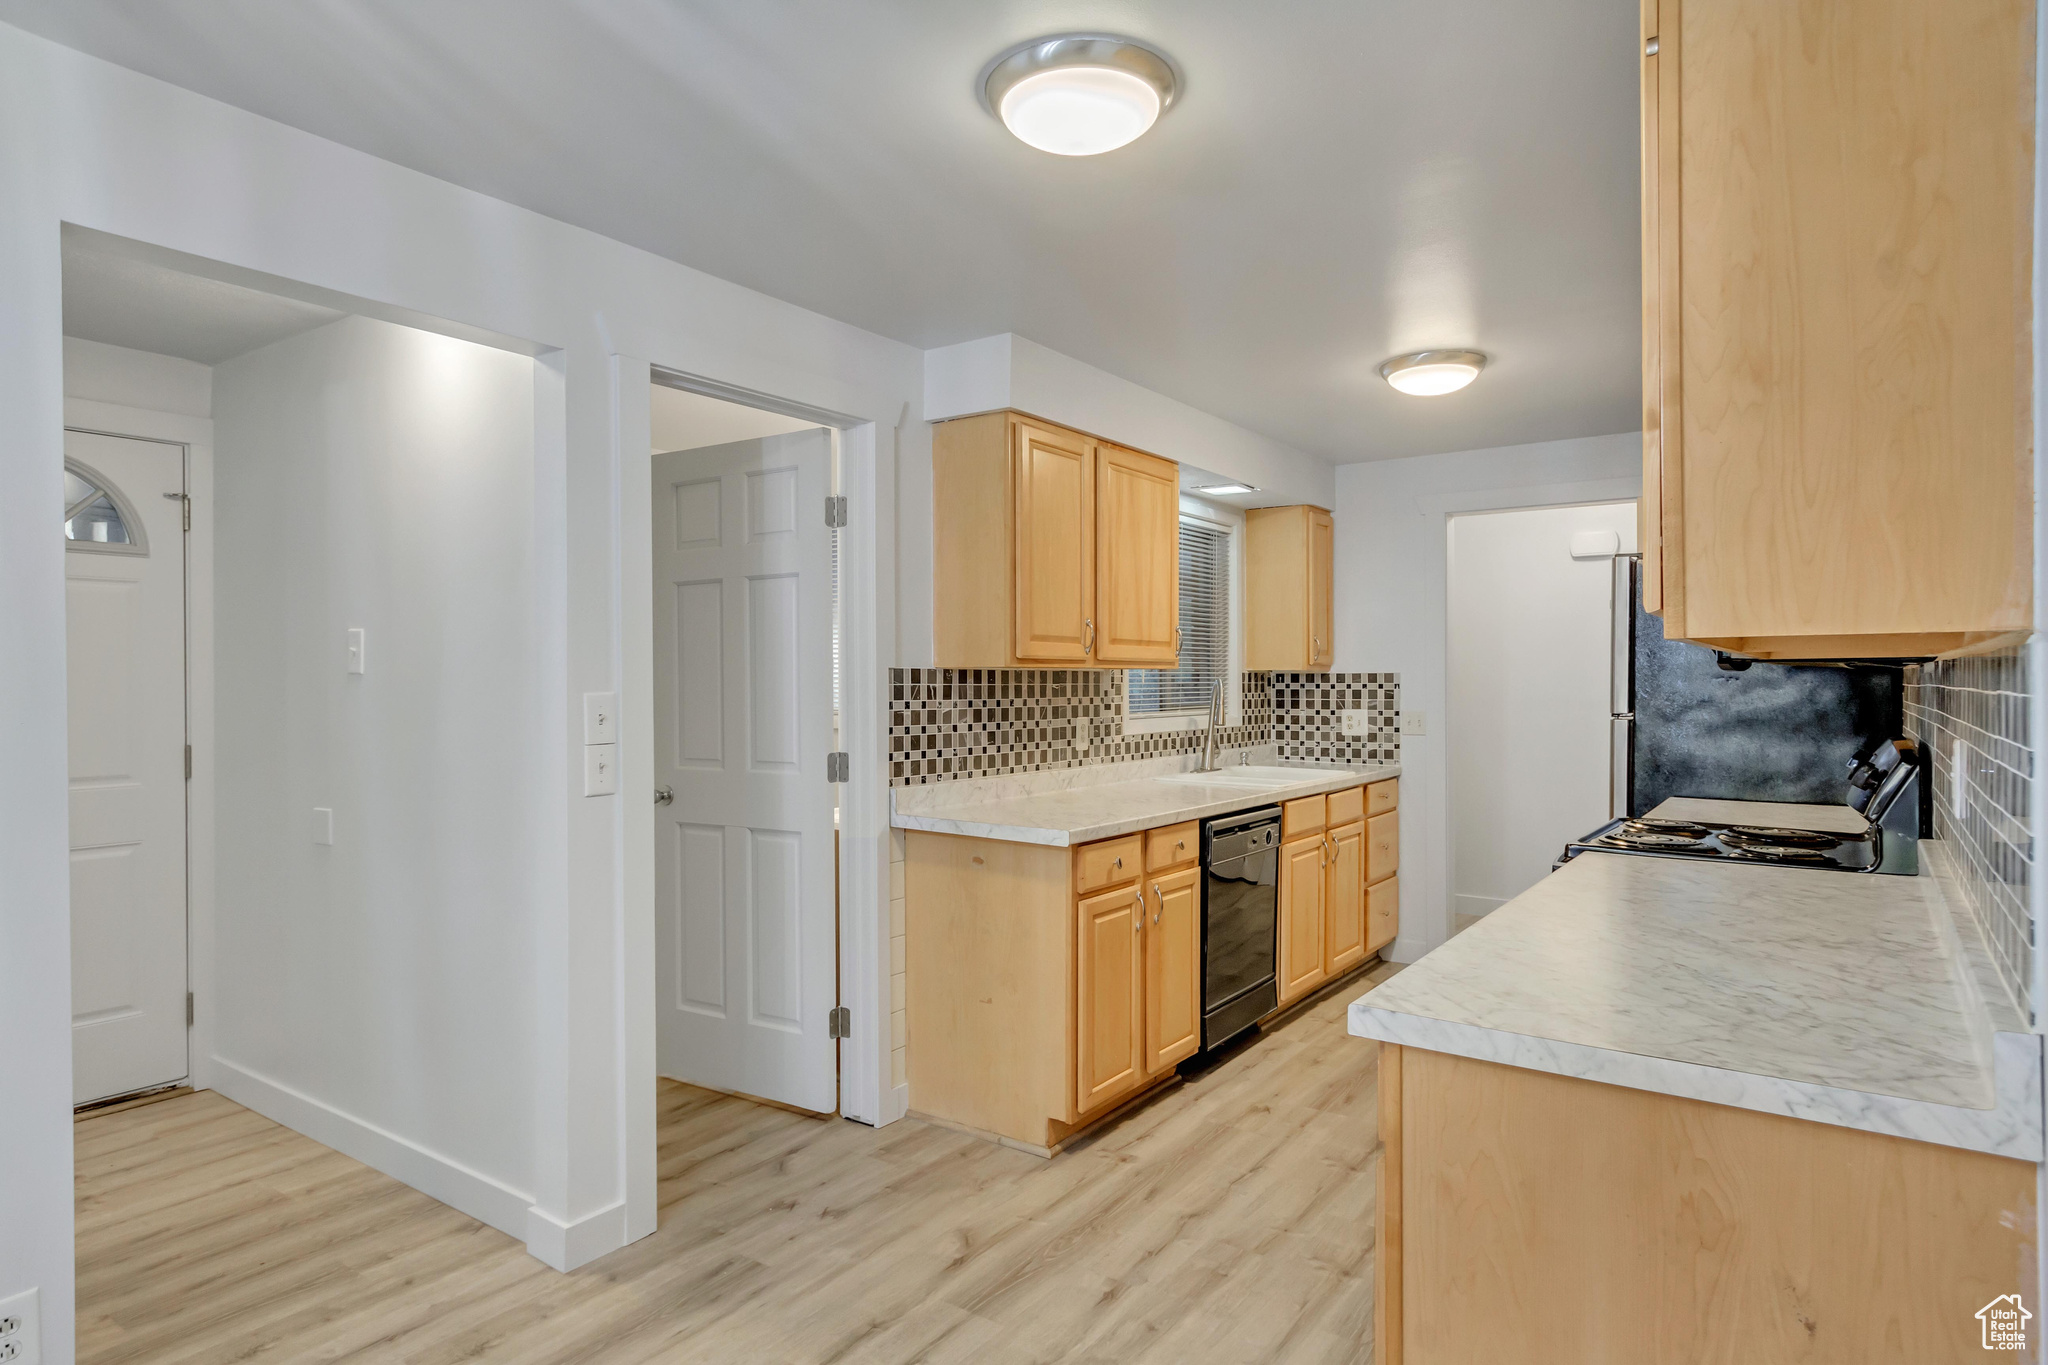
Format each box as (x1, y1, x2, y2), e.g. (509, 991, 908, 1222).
(654, 785, 674, 805)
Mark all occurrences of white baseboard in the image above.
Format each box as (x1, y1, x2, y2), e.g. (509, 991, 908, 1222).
(525, 1200, 628, 1272)
(208, 1055, 535, 1248)
(885, 1083, 910, 1125)
(1454, 894, 1508, 919)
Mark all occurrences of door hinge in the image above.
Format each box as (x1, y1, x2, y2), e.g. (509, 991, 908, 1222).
(826, 751, 850, 782)
(828, 1006, 851, 1039)
(185, 745, 193, 780)
(187, 992, 195, 1027)
(824, 495, 848, 529)
(164, 491, 190, 530)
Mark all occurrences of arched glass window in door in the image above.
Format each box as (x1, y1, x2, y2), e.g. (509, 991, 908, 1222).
(64, 459, 149, 554)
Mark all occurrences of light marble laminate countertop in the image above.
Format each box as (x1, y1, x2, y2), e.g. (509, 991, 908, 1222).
(1348, 846, 2042, 1160)
(891, 762, 1401, 846)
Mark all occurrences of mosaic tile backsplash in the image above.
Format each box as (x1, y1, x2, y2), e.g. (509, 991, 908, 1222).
(1905, 648, 2034, 1021)
(888, 667, 1399, 786)
(1271, 672, 1403, 764)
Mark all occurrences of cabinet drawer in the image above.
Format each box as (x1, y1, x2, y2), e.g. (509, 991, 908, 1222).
(1366, 875, 1398, 956)
(1366, 778, 1398, 816)
(1326, 785, 1365, 826)
(1283, 794, 1326, 839)
(1075, 835, 1143, 893)
(1146, 821, 1198, 871)
(1367, 809, 1399, 884)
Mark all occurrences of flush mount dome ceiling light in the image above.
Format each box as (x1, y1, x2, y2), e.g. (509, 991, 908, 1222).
(982, 35, 1180, 156)
(1379, 350, 1488, 396)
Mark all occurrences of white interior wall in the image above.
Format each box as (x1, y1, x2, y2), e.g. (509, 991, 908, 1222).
(63, 334, 211, 417)
(210, 314, 542, 1233)
(1330, 431, 1640, 963)
(1447, 501, 1637, 919)
(0, 20, 933, 1316)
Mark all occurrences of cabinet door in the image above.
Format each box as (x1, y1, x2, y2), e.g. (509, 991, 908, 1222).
(1368, 809, 1399, 885)
(1077, 882, 1144, 1115)
(1308, 508, 1334, 667)
(1144, 866, 1201, 1075)
(1096, 444, 1179, 665)
(1659, 0, 2031, 652)
(1639, 0, 1672, 616)
(1366, 875, 1399, 956)
(1277, 834, 1328, 1006)
(1325, 820, 1366, 977)
(1013, 420, 1096, 662)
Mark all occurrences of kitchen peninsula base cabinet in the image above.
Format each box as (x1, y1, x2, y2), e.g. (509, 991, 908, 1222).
(1373, 1045, 2037, 1364)
(905, 827, 1200, 1155)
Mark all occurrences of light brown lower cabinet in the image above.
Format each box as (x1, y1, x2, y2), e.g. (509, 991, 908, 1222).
(1076, 882, 1145, 1116)
(1324, 819, 1367, 976)
(1374, 1043, 2036, 1364)
(905, 823, 1200, 1154)
(1365, 874, 1399, 956)
(1277, 831, 1328, 1006)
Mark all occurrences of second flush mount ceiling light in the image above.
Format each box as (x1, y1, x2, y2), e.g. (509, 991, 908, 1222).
(1380, 350, 1488, 396)
(983, 35, 1180, 156)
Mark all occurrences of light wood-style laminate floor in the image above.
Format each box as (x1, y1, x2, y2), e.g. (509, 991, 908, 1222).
(76, 962, 1398, 1365)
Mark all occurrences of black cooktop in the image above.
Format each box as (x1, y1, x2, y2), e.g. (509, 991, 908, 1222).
(1560, 815, 1881, 873)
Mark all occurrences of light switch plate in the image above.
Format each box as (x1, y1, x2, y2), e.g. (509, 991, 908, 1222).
(1404, 710, 1426, 736)
(312, 808, 334, 846)
(583, 692, 617, 745)
(346, 628, 366, 675)
(584, 744, 618, 796)
(0, 1286, 43, 1364)
(1340, 711, 1369, 736)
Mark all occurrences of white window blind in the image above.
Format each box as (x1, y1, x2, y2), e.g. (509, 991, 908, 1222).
(1129, 518, 1231, 714)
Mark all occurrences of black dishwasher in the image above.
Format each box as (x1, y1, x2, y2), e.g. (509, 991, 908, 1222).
(1200, 806, 1281, 1051)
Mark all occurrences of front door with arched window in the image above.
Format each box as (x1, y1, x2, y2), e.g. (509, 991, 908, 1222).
(65, 429, 189, 1105)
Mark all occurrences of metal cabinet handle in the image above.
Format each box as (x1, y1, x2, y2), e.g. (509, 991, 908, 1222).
(1084, 617, 1095, 655)
(1151, 883, 1163, 925)
(654, 785, 674, 805)
(1112, 855, 1122, 871)
(1313, 636, 1325, 663)
(1134, 888, 1144, 932)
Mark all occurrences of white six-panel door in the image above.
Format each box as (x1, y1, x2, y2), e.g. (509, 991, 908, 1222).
(65, 429, 189, 1105)
(652, 431, 838, 1114)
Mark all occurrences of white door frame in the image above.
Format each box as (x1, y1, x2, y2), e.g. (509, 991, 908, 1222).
(1404, 475, 1640, 967)
(615, 358, 895, 1243)
(60, 399, 217, 1099)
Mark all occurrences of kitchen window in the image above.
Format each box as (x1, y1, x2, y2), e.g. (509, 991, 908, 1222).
(1128, 513, 1234, 720)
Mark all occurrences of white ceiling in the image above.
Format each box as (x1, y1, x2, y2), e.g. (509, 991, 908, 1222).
(651, 384, 823, 454)
(63, 232, 346, 365)
(6, 1, 1644, 462)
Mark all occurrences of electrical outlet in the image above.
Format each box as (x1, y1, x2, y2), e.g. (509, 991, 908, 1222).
(1339, 711, 1369, 736)
(0, 1287, 41, 1365)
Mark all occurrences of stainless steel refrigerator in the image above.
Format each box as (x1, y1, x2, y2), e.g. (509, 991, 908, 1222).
(1608, 557, 1903, 819)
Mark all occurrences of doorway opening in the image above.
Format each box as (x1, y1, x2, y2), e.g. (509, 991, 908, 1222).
(645, 370, 851, 1117)
(1445, 501, 1638, 932)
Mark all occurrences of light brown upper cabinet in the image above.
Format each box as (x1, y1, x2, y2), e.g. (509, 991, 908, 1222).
(1096, 442, 1181, 665)
(1640, 0, 2034, 660)
(933, 411, 1179, 667)
(1245, 505, 1335, 671)
(1014, 419, 1095, 661)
